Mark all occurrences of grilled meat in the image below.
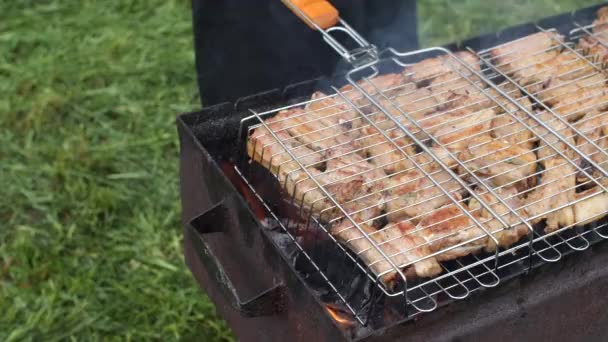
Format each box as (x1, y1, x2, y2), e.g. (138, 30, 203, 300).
(531, 110, 576, 161)
(522, 51, 597, 93)
(415, 205, 487, 261)
(340, 73, 410, 109)
(318, 145, 387, 221)
(579, 35, 608, 64)
(490, 31, 564, 93)
(357, 87, 439, 174)
(358, 125, 416, 174)
(491, 114, 536, 151)
(523, 157, 576, 233)
(431, 108, 496, 152)
(574, 112, 608, 182)
(468, 185, 530, 252)
(385, 165, 465, 223)
(282, 106, 358, 152)
(403, 51, 480, 85)
(578, 7, 608, 64)
(573, 186, 608, 226)
(540, 76, 608, 122)
(330, 220, 443, 286)
(248, 110, 325, 174)
(428, 71, 486, 111)
(306, 91, 363, 136)
(461, 135, 537, 190)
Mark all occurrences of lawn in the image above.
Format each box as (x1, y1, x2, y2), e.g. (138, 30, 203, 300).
(0, 0, 598, 340)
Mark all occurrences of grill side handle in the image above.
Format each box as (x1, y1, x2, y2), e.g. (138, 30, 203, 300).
(188, 201, 286, 318)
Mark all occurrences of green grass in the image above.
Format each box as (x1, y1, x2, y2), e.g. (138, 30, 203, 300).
(0, 0, 598, 340)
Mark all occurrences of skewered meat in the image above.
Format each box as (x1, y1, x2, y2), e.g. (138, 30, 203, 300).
(461, 135, 537, 190)
(415, 205, 488, 261)
(523, 157, 576, 232)
(330, 220, 442, 286)
(403, 51, 480, 85)
(468, 185, 530, 252)
(385, 165, 465, 223)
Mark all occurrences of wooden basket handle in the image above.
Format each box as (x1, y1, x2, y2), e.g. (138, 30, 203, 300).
(281, 0, 340, 30)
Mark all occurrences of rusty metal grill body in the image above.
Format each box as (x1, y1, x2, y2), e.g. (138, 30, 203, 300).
(179, 3, 608, 341)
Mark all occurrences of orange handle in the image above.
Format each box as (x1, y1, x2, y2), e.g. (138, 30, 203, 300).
(282, 0, 340, 30)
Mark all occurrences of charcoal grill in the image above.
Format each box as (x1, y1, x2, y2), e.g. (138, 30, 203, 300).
(179, 3, 608, 341)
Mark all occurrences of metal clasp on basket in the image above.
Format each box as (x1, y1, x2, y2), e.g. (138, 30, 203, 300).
(323, 20, 380, 68)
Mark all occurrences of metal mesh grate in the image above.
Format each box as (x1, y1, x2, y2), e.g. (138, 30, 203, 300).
(236, 20, 608, 324)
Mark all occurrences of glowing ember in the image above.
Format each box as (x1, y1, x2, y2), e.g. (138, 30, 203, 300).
(325, 305, 355, 326)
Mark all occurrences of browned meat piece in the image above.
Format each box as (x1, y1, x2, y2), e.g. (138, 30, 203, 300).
(578, 7, 608, 64)
(358, 126, 416, 174)
(537, 72, 606, 104)
(490, 31, 563, 93)
(461, 135, 537, 190)
(491, 113, 536, 151)
(536, 73, 608, 123)
(551, 87, 608, 123)
(403, 51, 480, 85)
(579, 35, 608, 64)
(330, 220, 443, 286)
(435, 81, 537, 150)
(248, 110, 324, 174)
(339, 73, 411, 109)
(573, 187, 608, 226)
(415, 205, 488, 261)
(356, 87, 439, 174)
(306, 91, 363, 137)
(385, 166, 465, 223)
(247, 111, 335, 216)
(468, 185, 530, 252)
(574, 112, 608, 182)
(412, 147, 459, 171)
(531, 110, 576, 161)
(519, 51, 596, 92)
(431, 108, 496, 152)
(598, 6, 608, 21)
(428, 71, 486, 111)
(248, 109, 389, 221)
(283, 167, 331, 215)
(393, 87, 440, 117)
(317, 145, 387, 221)
(324, 145, 387, 185)
(523, 157, 576, 233)
(282, 106, 359, 153)
(363, 87, 439, 131)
